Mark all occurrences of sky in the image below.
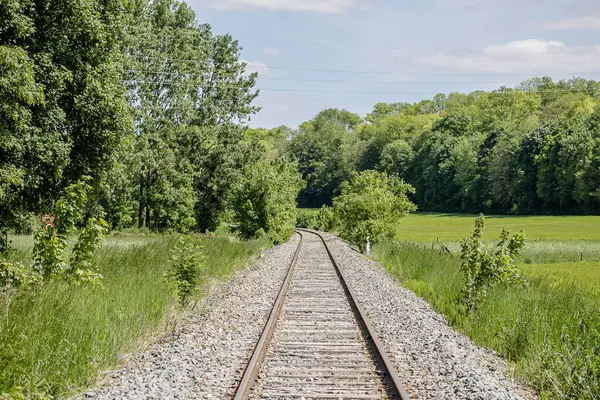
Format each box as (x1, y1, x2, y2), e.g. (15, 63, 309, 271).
(187, 0, 600, 128)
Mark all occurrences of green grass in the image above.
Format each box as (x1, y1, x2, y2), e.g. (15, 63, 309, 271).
(397, 212, 600, 293)
(397, 213, 600, 242)
(0, 233, 268, 399)
(521, 262, 600, 297)
(373, 212, 600, 400)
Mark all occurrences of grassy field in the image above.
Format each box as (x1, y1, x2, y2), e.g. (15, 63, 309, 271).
(396, 213, 600, 242)
(0, 232, 268, 399)
(373, 213, 600, 400)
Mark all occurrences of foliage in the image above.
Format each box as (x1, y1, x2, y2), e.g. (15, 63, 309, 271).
(108, 1, 259, 232)
(3, 178, 108, 294)
(459, 215, 527, 310)
(333, 170, 416, 251)
(314, 205, 336, 232)
(295, 209, 315, 229)
(0, 0, 131, 236)
(1, 0, 262, 236)
(231, 158, 304, 244)
(291, 79, 600, 216)
(290, 110, 362, 207)
(0, 262, 40, 291)
(30, 178, 106, 285)
(165, 235, 205, 306)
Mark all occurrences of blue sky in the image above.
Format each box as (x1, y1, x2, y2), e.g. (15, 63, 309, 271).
(188, 0, 600, 128)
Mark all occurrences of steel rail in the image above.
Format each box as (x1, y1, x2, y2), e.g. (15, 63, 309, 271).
(297, 228, 411, 400)
(232, 231, 304, 400)
(233, 229, 411, 400)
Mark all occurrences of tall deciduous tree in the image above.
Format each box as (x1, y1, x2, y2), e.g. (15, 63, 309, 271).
(231, 157, 304, 244)
(0, 0, 131, 238)
(103, 0, 259, 231)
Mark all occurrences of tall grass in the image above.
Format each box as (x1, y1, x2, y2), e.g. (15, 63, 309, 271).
(0, 234, 267, 399)
(374, 242, 600, 400)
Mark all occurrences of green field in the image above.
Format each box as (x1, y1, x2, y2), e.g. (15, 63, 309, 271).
(373, 213, 600, 400)
(396, 213, 600, 242)
(394, 213, 600, 293)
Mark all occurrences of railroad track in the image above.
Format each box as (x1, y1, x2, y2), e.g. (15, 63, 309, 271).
(233, 229, 410, 400)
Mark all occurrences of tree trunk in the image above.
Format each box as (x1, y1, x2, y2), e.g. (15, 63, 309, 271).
(0, 230, 7, 252)
(138, 173, 144, 228)
(145, 172, 151, 227)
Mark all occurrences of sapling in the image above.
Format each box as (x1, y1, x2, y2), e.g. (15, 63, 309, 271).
(165, 235, 205, 306)
(460, 214, 526, 311)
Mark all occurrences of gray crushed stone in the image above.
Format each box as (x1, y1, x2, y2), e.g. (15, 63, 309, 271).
(317, 231, 537, 400)
(78, 235, 299, 400)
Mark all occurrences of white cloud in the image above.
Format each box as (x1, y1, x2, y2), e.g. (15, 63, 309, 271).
(243, 60, 269, 76)
(212, 0, 360, 13)
(262, 47, 281, 55)
(534, 17, 600, 30)
(416, 39, 600, 74)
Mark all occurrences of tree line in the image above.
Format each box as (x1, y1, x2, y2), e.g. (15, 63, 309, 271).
(1, 0, 303, 246)
(286, 78, 600, 215)
(3, 0, 600, 250)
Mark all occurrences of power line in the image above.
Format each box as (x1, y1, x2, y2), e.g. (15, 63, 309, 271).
(128, 70, 522, 84)
(134, 36, 600, 55)
(128, 55, 600, 77)
(125, 79, 599, 96)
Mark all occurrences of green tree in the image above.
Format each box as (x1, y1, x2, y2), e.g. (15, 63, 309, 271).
(0, 0, 131, 236)
(333, 170, 416, 252)
(378, 139, 414, 178)
(314, 205, 336, 232)
(365, 102, 410, 123)
(312, 108, 362, 132)
(410, 113, 475, 211)
(291, 118, 361, 207)
(231, 158, 305, 244)
(103, 0, 259, 232)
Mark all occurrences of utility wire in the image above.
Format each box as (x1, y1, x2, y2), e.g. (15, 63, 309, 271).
(128, 69, 522, 84)
(125, 79, 600, 95)
(132, 37, 600, 55)
(128, 55, 600, 77)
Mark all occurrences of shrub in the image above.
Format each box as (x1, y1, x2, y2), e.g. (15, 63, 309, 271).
(32, 178, 106, 285)
(314, 205, 336, 231)
(165, 235, 205, 306)
(460, 214, 526, 310)
(231, 158, 305, 244)
(1, 177, 107, 295)
(295, 209, 315, 229)
(333, 170, 416, 252)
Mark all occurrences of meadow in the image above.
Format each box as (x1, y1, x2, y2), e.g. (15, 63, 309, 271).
(0, 232, 268, 399)
(374, 213, 600, 400)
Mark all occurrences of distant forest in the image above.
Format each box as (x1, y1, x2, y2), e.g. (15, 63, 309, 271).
(270, 78, 600, 215)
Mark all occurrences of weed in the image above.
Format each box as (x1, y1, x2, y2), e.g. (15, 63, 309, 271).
(165, 235, 205, 306)
(459, 215, 526, 310)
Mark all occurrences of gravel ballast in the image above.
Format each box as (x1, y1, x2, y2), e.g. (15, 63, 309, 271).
(318, 231, 536, 400)
(79, 231, 537, 400)
(80, 235, 300, 400)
